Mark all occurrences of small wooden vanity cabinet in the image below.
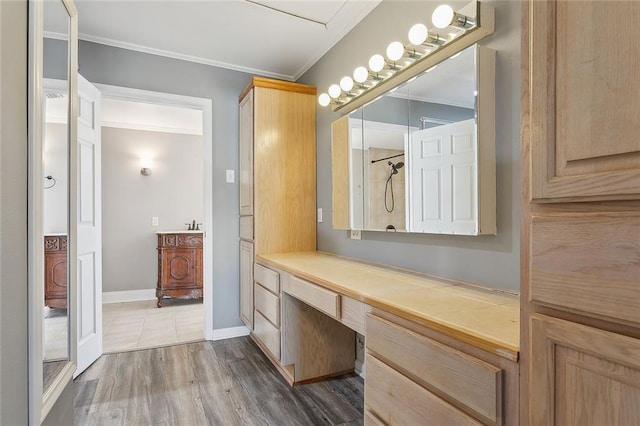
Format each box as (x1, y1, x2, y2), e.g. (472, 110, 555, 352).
(44, 235, 68, 309)
(156, 232, 203, 307)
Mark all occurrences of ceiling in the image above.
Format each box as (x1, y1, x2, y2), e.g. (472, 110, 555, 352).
(392, 45, 475, 109)
(48, 0, 381, 81)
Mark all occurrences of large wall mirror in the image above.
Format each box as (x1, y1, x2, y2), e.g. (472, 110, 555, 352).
(332, 44, 496, 236)
(30, 0, 77, 422)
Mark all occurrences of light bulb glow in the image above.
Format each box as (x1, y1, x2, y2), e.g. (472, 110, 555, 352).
(318, 93, 331, 107)
(140, 157, 152, 168)
(328, 84, 341, 99)
(368, 54, 385, 73)
(432, 4, 455, 29)
(386, 41, 405, 61)
(339, 76, 354, 92)
(408, 23, 428, 45)
(353, 66, 369, 83)
(426, 65, 438, 73)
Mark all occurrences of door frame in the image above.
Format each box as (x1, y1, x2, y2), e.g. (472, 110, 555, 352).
(95, 83, 214, 340)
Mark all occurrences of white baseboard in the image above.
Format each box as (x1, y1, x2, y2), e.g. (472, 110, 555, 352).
(212, 325, 250, 341)
(103, 289, 156, 304)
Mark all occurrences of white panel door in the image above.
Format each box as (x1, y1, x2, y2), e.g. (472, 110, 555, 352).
(74, 75, 102, 377)
(409, 119, 477, 235)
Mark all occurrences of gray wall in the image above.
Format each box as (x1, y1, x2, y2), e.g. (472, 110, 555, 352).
(0, 0, 29, 423)
(77, 41, 251, 328)
(43, 123, 68, 234)
(102, 127, 204, 293)
(299, 0, 521, 291)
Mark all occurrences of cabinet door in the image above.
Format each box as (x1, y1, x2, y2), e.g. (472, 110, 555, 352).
(331, 115, 349, 230)
(239, 240, 254, 330)
(239, 90, 254, 216)
(163, 248, 198, 288)
(529, 0, 640, 202)
(531, 315, 640, 425)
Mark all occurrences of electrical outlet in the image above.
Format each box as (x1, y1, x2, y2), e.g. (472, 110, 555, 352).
(226, 169, 235, 183)
(317, 208, 323, 223)
(152, 216, 159, 226)
(350, 229, 361, 240)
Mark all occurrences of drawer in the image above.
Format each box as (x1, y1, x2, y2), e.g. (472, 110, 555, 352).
(283, 275, 340, 319)
(365, 354, 481, 426)
(239, 215, 253, 241)
(254, 283, 279, 327)
(340, 296, 370, 335)
(254, 311, 280, 360)
(531, 213, 640, 327)
(254, 263, 279, 294)
(366, 314, 502, 425)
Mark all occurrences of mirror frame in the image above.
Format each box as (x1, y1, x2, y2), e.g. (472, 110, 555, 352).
(28, 0, 78, 423)
(332, 44, 496, 236)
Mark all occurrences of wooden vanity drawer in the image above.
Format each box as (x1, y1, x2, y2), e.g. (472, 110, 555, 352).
(254, 263, 279, 294)
(254, 310, 280, 360)
(283, 275, 340, 319)
(341, 296, 370, 335)
(365, 354, 481, 426)
(366, 314, 502, 425)
(239, 215, 253, 241)
(254, 283, 279, 327)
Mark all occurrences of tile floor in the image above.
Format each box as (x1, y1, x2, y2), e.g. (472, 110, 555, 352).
(44, 307, 68, 360)
(103, 299, 204, 353)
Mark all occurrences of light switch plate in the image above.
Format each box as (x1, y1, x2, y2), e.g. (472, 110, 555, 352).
(317, 208, 323, 223)
(226, 169, 235, 183)
(152, 216, 159, 226)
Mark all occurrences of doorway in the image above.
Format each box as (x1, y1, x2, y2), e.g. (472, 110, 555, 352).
(95, 84, 214, 353)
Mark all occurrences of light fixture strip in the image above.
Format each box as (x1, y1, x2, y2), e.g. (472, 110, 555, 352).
(319, 1, 494, 114)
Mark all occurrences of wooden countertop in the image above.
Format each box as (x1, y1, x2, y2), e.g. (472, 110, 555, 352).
(256, 251, 520, 362)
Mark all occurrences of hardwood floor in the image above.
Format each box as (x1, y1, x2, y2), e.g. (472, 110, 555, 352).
(74, 337, 364, 425)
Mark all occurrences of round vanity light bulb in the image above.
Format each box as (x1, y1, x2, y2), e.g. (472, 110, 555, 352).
(386, 41, 405, 61)
(339, 76, 354, 92)
(432, 4, 455, 29)
(328, 84, 342, 99)
(353, 66, 369, 83)
(408, 23, 429, 46)
(368, 54, 385, 73)
(318, 93, 331, 107)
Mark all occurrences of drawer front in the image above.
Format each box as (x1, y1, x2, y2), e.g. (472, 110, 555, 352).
(254, 263, 280, 294)
(367, 314, 502, 425)
(341, 296, 370, 335)
(254, 311, 280, 360)
(365, 355, 481, 426)
(283, 275, 340, 319)
(531, 213, 640, 327)
(239, 215, 254, 241)
(254, 283, 279, 327)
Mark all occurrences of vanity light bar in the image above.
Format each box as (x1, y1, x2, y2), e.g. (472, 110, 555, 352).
(318, 1, 493, 112)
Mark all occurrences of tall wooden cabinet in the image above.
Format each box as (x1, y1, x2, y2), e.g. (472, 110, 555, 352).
(238, 77, 317, 332)
(521, 1, 640, 424)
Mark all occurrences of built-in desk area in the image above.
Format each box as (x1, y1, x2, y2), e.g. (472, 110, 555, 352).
(252, 251, 519, 425)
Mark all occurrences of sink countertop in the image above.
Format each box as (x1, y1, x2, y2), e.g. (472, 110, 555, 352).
(156, 230, 204, 234)
(257, 251, 520, 362)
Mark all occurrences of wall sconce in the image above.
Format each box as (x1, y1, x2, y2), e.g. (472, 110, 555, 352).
(318, 0, 494, 113)
(140, 157, 152, 176)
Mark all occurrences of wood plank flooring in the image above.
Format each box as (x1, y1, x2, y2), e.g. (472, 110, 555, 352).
(74, 337, 364, 425)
